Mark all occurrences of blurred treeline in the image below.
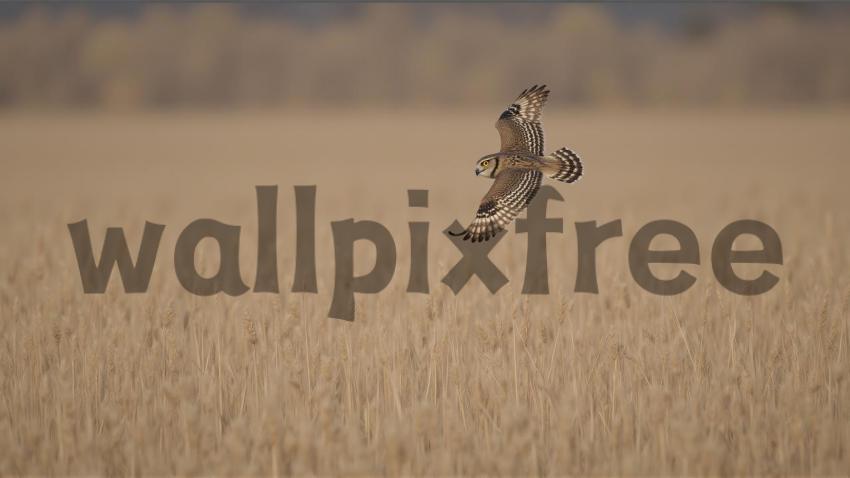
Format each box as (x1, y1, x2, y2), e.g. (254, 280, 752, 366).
(1, 3, 849, 109)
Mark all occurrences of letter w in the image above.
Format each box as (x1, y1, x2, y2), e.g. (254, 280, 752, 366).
(68, 220, 164, 293)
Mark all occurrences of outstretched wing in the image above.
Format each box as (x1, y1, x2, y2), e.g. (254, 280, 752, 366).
(450, 169, 542, 242)
(495, 85, 549, 156)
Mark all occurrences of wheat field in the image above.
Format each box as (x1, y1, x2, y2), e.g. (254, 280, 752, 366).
(1, 109, 849, 475)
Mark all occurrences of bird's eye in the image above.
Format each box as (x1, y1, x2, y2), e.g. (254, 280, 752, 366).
(481, 160, 489, 167)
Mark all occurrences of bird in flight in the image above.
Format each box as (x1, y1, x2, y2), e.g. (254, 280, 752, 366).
(449, 85, 584, 242)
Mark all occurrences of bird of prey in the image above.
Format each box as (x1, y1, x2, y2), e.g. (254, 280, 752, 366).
(449, 85, 583, 242)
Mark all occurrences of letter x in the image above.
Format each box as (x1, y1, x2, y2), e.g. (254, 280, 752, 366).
(441, 220, 508, 294)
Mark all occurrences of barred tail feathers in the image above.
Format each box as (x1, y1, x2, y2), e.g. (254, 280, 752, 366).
(544, 147, 583, 183)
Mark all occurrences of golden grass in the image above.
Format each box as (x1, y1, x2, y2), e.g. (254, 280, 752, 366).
(0, 109, 848, 475)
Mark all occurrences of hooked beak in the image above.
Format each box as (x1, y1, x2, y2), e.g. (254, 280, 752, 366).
(475, 167, 482, 176)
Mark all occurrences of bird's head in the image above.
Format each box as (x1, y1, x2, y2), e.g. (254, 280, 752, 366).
(475, 154, 499, 178)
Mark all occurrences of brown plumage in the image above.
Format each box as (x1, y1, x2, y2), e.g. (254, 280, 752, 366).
(496, 84, 548, 155)
(450, 85, 584, 242)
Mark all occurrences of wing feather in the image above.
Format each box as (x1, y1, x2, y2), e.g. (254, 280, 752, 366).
(450, 170, 542, 242)
(495, 85, 549, 155)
